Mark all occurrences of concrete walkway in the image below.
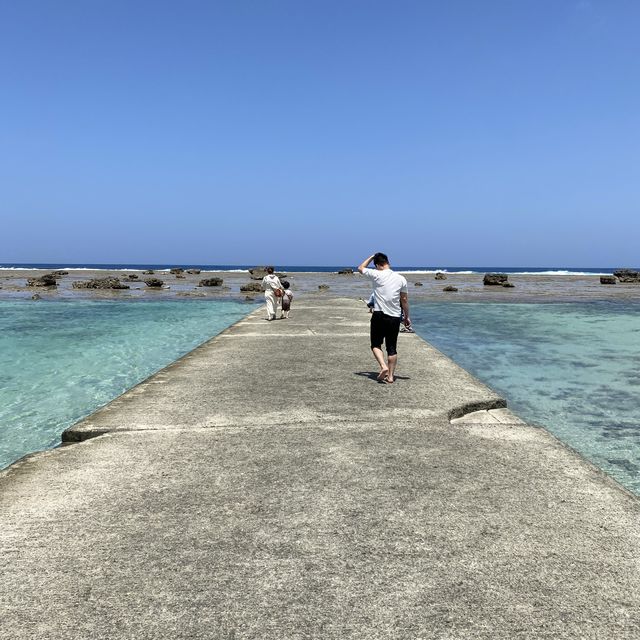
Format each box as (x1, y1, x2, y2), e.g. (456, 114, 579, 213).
(1, 298, 639, 639)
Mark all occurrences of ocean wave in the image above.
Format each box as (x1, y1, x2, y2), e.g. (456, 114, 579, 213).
(506, 270, 610, 276)
(398, 270, 476, 275)
(399, 269, 610, 276)
(0, 266, 148, 271)
(0, 265, 612, 276)
(0, 266, 250, 273)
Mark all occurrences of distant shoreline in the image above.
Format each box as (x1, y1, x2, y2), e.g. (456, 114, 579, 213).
(2, 266, 640, 304)
(0, 263, 631, 276)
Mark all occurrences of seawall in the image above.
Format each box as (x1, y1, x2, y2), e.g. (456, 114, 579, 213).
(1, 297, 639, 639)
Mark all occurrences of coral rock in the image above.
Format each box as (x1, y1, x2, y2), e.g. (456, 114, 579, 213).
(199, 278, 224, 287)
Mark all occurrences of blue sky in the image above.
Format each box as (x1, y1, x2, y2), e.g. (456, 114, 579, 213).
(1, 1, 638, 266)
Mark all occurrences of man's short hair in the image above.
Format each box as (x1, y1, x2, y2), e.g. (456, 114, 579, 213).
(266, 266, 274, 274)
(373, 252, 389, 267)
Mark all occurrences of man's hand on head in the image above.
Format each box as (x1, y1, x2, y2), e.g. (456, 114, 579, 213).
(358, 254, 376, 273)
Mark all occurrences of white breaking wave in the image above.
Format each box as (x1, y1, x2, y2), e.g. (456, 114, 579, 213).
(0, 266, 251, 273)
(506, 270, 610, 276)
(398, 269, 476, 275)
(398, 269, 610, 276)
(0, 266, 132, 271)
(0, 266, 612, 276)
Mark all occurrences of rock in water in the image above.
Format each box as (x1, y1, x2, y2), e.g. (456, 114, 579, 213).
(144, 278, 164, 288)
(186, 269, 201, 274)
(240, 282, 262, 292)
(318, 284, 330, 290)
(483, 273, 508, 286)
(27, 274, 57, 287)
(434, 272, 447, 280)
(143, 270, 155, 275)
(170, 268, 184, 275)
(613, 269, 640, 283)
(600, 276, 617, 285)
(199, 278, 223, 287)
(502, 282, 515, 288)
(31, 293, 41, 300)
(126, 274, 139, 280)
(338, 269, 354, 275)
(443, 285, 458, 292)
(72, 277, 130, 290)
(414, 282, 423, 287)
(52, 270, 69, 277)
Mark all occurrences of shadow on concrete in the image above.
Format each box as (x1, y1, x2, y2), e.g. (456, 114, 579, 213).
(353, 371, 412, 382)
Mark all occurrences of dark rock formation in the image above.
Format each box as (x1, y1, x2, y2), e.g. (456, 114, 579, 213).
(27, 274, 57, 287)
(502, 282, 515, 288)
(52, 270, 69, 277)
(249, 267, 268, 280)
(613, 269, 640, 283)
(144, 278, 164, 288)
(170, 268, 184, 275)
(199, 278, 223, 287)
(483, 273, 508, 286)
(338, 269, 354, 275)
(443, 285, 458, 292)
(600, 276, 617, 285)
(186, 269, 201, 274)
(240, 282, 262, 292)
(414, 282, 423, 287)
(126, 274, 139, 280)
(31, 293, 41, 300)
(175, 274, 185, 279)
(434, 272, 447, 280)
(72, 277, 129, 290)
(318, 284, 330, 290)
(143, 270, 155, 275)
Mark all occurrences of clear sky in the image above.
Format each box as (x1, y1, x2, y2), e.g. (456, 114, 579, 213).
(1, 1, 638, 266)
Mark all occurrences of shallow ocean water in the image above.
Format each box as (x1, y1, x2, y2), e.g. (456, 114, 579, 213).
(411, 301, 640, 495)
(0, 299, 253, 469)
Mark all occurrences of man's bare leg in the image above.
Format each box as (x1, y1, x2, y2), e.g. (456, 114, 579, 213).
(372, 347, 388, 380)
(387, 354, 398, 383)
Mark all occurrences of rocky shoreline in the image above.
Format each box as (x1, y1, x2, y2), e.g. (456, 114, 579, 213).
(1, 267, 640, 303)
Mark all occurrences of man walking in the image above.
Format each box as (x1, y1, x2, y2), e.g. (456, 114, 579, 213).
(358, 252, 410, 384)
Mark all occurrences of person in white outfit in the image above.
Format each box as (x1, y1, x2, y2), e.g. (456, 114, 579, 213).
(261, 266, 285, 320)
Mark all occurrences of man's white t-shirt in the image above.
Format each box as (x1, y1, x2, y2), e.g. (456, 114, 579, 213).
(361, 268, 408, 317)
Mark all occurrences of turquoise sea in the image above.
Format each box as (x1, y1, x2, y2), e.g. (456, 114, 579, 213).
(411, 301, 640, 495)
(0, 300, 253, 469)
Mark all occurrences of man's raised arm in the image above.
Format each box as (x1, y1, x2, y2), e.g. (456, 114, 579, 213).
(358, 254, 376, 274)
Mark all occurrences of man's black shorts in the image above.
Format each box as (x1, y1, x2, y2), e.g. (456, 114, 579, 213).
(370, 311, 402, 356)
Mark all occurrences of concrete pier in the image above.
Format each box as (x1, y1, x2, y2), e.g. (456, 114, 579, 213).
(1, 298, 639, 639)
